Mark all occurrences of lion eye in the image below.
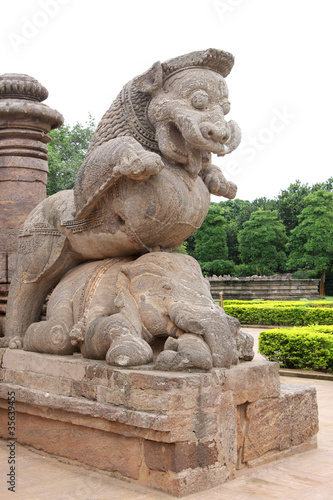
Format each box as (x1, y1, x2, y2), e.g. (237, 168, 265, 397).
(191, 90, 209, 110)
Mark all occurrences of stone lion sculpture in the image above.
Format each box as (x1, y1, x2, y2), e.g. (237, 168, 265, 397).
(3, 49, 244, 366)
(23, 253, 254, 370)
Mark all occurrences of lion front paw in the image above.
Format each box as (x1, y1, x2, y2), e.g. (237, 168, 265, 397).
(115, 150, 164, 181)
(202, 166, 237, 199)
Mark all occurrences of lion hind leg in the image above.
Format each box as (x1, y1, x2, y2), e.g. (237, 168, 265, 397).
(4, 235, 78, 342)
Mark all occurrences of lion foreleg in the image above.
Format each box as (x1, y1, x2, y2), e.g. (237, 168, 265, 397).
(74, 137, 164, 218)
(200, 164, 237, 199)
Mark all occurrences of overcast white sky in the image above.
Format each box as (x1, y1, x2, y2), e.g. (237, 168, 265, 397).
(1, 0, 332, 202)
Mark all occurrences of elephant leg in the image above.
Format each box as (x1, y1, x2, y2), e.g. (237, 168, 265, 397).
(225, 315, 254, 361)
(24, 299, 77, 356)
(155, 334, 213, 371)
(167, 302, 239, 368)
(82, 313, 153, 367)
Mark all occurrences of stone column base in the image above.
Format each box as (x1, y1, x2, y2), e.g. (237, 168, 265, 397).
(0, 349, 319, 496)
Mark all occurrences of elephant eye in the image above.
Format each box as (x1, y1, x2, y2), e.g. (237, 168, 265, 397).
(191, 90, 209, 110)
(222, 99, 231, 115)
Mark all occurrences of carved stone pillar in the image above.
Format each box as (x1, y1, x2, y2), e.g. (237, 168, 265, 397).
(0, 73, 63, 283)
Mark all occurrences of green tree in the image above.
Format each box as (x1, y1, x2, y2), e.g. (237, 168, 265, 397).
(277, 178, 333, 237)
(221, 198, 277, 265)
(220, 199, 254, 264)
(224, 219, 240, 264)
(287, 190, 333, 294)
(194, 203, 228, 263)
(184, 234, 196, 259)
(200, 259, 235, 276)
(47, 116, 95, 195)
(238, 210, 287, 274)
(276, 180, 311, 236)
(251, 196, 278, 212)
(311, 176, 333, 193)
(174, 243, 188, 254)
(222, 198, 253, 228)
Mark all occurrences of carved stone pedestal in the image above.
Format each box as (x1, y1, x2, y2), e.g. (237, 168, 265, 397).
(0, 349, 319, 496)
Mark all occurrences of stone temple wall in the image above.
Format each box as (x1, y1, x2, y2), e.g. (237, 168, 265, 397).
(210, 278, 320, 301)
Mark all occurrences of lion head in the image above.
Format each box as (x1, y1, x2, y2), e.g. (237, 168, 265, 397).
(85, 48, 241, 176)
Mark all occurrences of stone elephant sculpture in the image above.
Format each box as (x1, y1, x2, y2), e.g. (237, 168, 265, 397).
(23, 253, 254, 371)
(3, 48, 242, 348)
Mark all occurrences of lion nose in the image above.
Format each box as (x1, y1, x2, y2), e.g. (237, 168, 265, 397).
(200, 123, 230, 143)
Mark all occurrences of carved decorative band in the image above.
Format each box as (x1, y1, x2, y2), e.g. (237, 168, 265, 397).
(122, 83, 159, 152)
(62, 211, 106, 233)
(0, 128, 51, 144)
(0, 148, 48, 160)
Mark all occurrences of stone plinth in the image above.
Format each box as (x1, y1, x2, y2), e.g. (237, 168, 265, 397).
(0, 74, 63, 283)
(0, 350, 318, 496)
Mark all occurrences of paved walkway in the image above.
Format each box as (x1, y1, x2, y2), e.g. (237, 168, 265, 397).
(1, 328, 333, 499)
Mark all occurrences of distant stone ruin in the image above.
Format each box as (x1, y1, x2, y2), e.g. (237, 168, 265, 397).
(209, 276, 320, 300)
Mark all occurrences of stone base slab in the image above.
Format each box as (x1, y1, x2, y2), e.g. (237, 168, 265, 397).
(0, 349, 319, 496)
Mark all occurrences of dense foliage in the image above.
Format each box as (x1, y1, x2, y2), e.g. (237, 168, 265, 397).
(194, 204, 228, 263)
(259, 326, 333, 372)
(287, 190, 333, 293)
(47, 117, 95, 196)
(238, 210, 287, 275)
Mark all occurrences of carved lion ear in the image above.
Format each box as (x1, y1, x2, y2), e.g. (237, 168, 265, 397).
(135, 61, 163, 94)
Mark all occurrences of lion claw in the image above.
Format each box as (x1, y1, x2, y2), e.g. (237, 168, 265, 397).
(116, 151, 164, 181)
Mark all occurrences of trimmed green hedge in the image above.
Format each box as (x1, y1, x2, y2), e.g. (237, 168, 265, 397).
(259, 326, 333, 372)
(223, 301, 333, 326)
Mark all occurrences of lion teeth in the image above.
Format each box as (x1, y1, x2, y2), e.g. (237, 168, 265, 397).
(172, 147, 187, 157)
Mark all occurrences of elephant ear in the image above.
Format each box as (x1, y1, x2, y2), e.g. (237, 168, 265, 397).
(135, 61, 163, 94)
(114, 270, 142, 336)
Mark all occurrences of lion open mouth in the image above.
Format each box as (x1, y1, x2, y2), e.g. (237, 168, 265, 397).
(156, 122, 213, 176)
(166, 122, 207, 176)
(168, 122, 188, 159)
(156, 120, 231, 177)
